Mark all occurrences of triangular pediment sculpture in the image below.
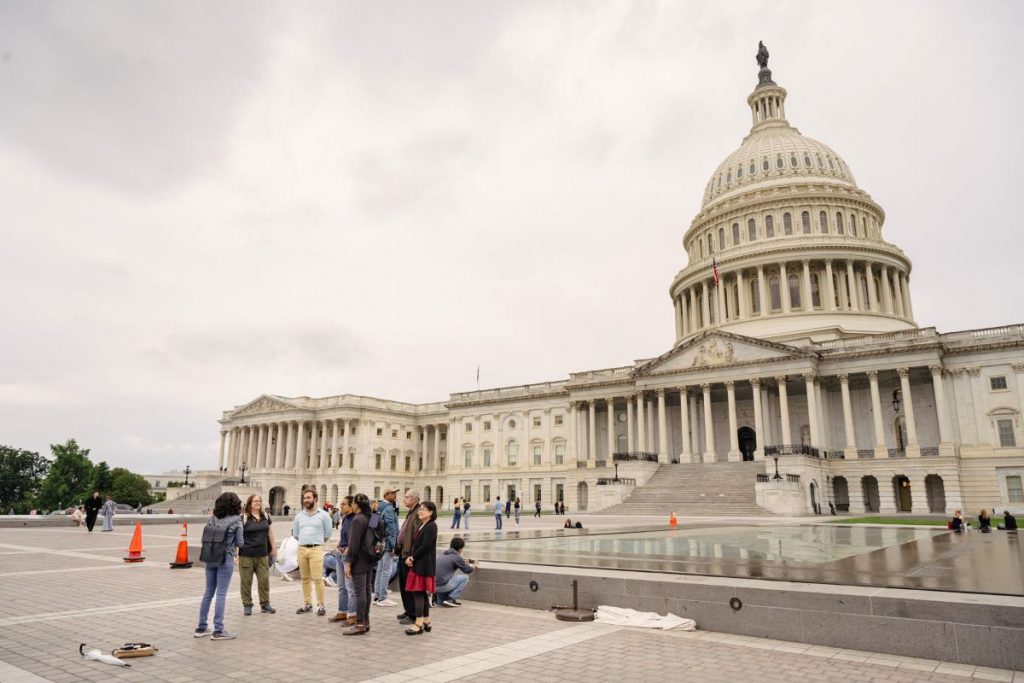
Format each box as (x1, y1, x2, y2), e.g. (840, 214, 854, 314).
(230, 394, 299, 418)
(637, 331, 812, 376)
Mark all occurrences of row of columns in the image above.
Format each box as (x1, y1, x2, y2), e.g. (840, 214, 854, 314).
(674, 258, 914, 339)
(220, 419, 358, 474)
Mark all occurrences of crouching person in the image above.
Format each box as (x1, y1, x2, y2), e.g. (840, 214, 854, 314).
(435, 537, 478, 607)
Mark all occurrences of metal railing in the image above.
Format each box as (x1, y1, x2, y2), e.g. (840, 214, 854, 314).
(596, 477, 636, 486)
(756, 473, 770, 483)
(576, 461, 589, 469)
(857, 449, 876, 459)
(764, 444, 820, 458)
(823, 450, 846, 460)
(785, 474, 801, 483)
(920, 446, 940, 456)
(887, 448, 906, 458)
(613, 452, 660, 463)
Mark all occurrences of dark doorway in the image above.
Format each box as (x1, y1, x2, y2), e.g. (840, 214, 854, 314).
(861, 476, 880, 513)
(738, 427, 757, 461)
(893, 475, 912, 512)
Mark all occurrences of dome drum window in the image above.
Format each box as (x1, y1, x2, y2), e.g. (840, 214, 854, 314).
(788, 274, 801, 308)
(783, 212, 793, 235)
(737, 165, 743, 179)
(836, 212, 844, 235)
(790, 154, 798, 168)
(747, 218, 757, 242)
(732, 223, 740, 244)
(762, 158, 769, 171)
(765, 215, 775, 238)
(776, 156, 784, 170)
(802, 211, 811, 234)
(749, 161, 756, 175)
(819, 211, 828, 233)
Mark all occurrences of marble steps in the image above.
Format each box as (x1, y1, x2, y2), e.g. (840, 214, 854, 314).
(599, 461, 769, 515)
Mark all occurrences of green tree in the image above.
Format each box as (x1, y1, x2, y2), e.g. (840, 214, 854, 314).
(91, 461, 112, 493)
(0, 446, 50, 513)
(36, 439, 94, 511)
(108, 468, 153, 507)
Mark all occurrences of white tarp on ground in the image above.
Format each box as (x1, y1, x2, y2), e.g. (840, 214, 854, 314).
(595, 605, 697, 631)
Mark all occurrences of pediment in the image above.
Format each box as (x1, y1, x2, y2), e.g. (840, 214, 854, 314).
(230, 395, 299, 418)
(638, 331, 812, 376)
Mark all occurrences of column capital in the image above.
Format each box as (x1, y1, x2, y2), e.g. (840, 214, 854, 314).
(724, 380, 735, 389)
(656, 388, 666, 396)
(928, 364, 944, 376)
(700, 383, 711, 392)
(897, 367, 910, 379)
(774, 375, 787, 384)
(1013, 363, 1024, 374)
(677, 385, 689, 393)
(837, 373, 849, 384)
(966, 367, 981, 377)
(749, 377, 761, 388)
(801, 258, 809, 266)
(866, 370, 879, 381)
(824, 257, 833, 265)
(948, 368, 965, 377)
(604, 396, 616, 405)
(802, 372, 817, 382)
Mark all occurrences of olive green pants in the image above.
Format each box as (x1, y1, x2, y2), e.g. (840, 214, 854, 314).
(238, 555, 270, 607)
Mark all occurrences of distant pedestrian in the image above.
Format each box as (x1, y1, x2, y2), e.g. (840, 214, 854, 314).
(403, 501, 438, 635)
(195, 492, 244, 640)
(84, 491, 102, 532)
(283, 504, 291, 516)
(239, 494, 277, 616)
(504, 498, 511, 519)
(462, 500, 471, 529)
(451, 498, 462, 529)
(291, 489, 332, 616)
(534, 500, 542, 518)
(101, 496, 116, 532)
(513, 498, 521, 527)
(493, 497, 503, 530)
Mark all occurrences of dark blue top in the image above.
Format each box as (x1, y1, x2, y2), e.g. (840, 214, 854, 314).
(339, 513, 354, 548)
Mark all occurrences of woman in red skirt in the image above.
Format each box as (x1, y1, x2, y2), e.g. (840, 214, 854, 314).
(404, 501, 438, 635)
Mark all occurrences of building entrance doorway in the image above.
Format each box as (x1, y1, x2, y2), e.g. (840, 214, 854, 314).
(893, 475, 912, 512)
(738, 427, 756, 461)
(269, 486, 286, 515)
(506, 484, 517, 503)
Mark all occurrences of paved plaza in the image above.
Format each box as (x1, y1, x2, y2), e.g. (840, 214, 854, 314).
(0, 521, 1021, 683)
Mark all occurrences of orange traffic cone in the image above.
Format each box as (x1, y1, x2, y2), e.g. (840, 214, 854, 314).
(169, 521, 192, 569)
(123, 522, 146, 563)
(669, 512, 678, 528)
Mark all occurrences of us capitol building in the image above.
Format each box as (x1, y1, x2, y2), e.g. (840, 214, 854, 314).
(201, 46, 1024, 518)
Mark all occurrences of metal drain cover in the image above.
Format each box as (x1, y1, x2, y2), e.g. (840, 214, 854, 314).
(554, 609, 595, 622)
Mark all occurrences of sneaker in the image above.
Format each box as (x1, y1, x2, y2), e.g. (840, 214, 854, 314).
(193, 628, 211, 638)
(211, 631, 237, 640)
(449, 599, 462, 606)
(243, 605, 252, 616)
(260, 604, 276, 614)
(324, 575, 337, 587)
(296, 604, 313, 614)
(442, 599, 459, 607)
(396, 613, 411, 620)
(375, 599, 397, 607)
(316, 604, 326, 616)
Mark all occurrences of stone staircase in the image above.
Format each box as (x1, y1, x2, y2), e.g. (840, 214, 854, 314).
(598, 461, 771, 516)
(161, 481, 262, 514)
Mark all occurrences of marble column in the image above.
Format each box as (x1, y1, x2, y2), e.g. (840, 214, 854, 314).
(824, 259, 836, 311)
(880, 265, 893, 314)
(726, 381, 739, 461)
(637, 395, 647, 452)
(846, 260, 860, 311)
(701, 281, 710, 327)
(674, 297, 683, 339)
(868, 370, 887, 456)
(309, 421, 320, 469)
(256, 424, 267, 468)
(805, 374, 820, 448)
(757, 265, 768, 317)
(678, 387, 691, 462)
(330, 419, 339, 468)
(588, 400, 597, 464)
(606, 398, 616, 461)
(930, 366, 953, 453)
(433, 424, 441, 471)
(801, 260, 812, 311)
(751, 378, 764, 459)
(626, 396, 635, 452)
(780, 262, 791, 314)
(839, 374, 857, 457)
(776, 376, 791, 446)
(680, 296, 689, 337)
(244, 426, 255, 468)
(736, 270, 747, 319)
(342, 421, 351, 468)
(656, 389, 668, 463)
(569, 403, 579, 461)
(899, 368, 920, 456)
(275, 423, 285, 469)
(296, 421, 307, 469)
(892, 272, 905, 317)
(866, 263, 879, 311)
(218, 431, 226, 470)
(285, 421, 296, 469)
(702, 383, 715, 460)
(688, 289, 698, 331)
(901, 273, 915, 320)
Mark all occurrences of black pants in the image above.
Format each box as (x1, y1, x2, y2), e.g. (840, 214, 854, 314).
(398, 555, 415, 616)
(352, 571, 372, 624)
(412, 591, 431, 619)
(85, 513, 98, 532)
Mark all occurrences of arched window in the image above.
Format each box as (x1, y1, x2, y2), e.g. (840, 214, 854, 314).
(749, 161, 756, 175)
(750, 278, 761, 314)
(816, 154, 824, 169)
(765, 215, 775, 238)
(737, 165, 743, 179)
(801, 211, 811, 234)
(762, 158, 769, 171)
(850, 214, 858, 236)
(828, 157, 835, 170)
(790, 153, 798, 168)
(819, 211, 828, 233)
(726, 170, 732, 183)
(836, 212, 844, 234)
(804, 154, 811, 167)
(699, 239, 704, 258)
(708, 231, 715, 252)
(718, 227, 725, 247)
(769, 276, 782, 311)
(775, 155, 784, 169)
(788, 273, 801, 308)
(783, 212, 793, 235)
(747, 218, 757, 241)
(732, 222, 740, 244)
(811, 272, 821, 307)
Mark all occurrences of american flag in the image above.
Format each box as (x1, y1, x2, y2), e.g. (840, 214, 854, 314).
(712, 254, 720, 287)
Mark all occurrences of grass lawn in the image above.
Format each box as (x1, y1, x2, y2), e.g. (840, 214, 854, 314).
(828, 516, 948, 526)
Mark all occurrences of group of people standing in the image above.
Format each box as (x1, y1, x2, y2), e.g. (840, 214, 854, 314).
(194, 486, 469, 641)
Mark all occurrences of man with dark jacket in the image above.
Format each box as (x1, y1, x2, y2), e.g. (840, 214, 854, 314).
(435, 537, 478, 607)
(394, 490, 422, 625)
(84, 492, 102, 533)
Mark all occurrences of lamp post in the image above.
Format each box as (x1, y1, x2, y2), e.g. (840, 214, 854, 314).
(614, 463, 620, 482)
(772, 454, 782, 480)
(891, 388, 902, 413)
(183, 465, 192, 487)
(240, 462, 248, 486)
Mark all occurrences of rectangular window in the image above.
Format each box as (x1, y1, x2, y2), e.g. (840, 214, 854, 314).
(375, 453, 382, 470)
(465, 423, 472, 432)
(464, 449, 472, 468)
(991, 376, 1008, 391)
(483, 484, 491, 502)
(483, 421, 492, 431)
(533, 417, 541, 428)
(348, 453, 354, 468)
(483, 448, 492, 467)
(555, 483, 564, 502)
(998, 419, 1016, 447)
(404, 457, 411, 472)
(373, 486, 380, 499)
(406, 431, 412, 439)
(441, 431, 446, 440)
(391, 429, 398, 438)
(390, 454, 397, 470)
(533, 446, 542, 465)
(1007, 475, 1024, 503)
(508, 445, 517, 467)
(350, 426, 356, 435)
(418, 457, 423, 471)
(554, 415, 564, 426)
(555, 444, 564, 465)
(440, 457, 446, 471)
(534, 484, 542, 503)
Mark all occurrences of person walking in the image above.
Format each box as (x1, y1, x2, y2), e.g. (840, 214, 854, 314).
(504, 498, 512, 519)
(194, 492, 244, 640)
(373, 496, 399, 606)
(534, 499, 542, 518)
(291, 488, 332, 616)
(342, 494, 378, 635)
(403, 501, 438, 635)
(328, 497, 357, 625)
(101, 496, 116, 532)
(394, 490, 423, 625)
(84, 492, 101, 532)
(462, 499, 471, 529)
(513, 498, 521, 527)
(450, 498, 462, 530)
(493, 496, 503, 530)
(239, 494, 277, 616)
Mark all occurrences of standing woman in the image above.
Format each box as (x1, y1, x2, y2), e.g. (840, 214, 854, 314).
(513, 497, 521, 527)
(462, 499, 471, 530)
(239, 494, 277, 616)
(84, 492, 102, 533)
(451, 498, 462, 530)
(342, 494, 376, 635)
(404, 501, 438, 635)
(195, 492, 244, 640)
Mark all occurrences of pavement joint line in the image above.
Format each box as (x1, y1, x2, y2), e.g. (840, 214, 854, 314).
(0, 542, 142, 564)
(359, 621, 621, 683)
(0, 564, 171, 578)
(0, 660, 50, 682)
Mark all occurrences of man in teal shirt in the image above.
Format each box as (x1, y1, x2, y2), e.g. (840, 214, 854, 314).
(291, 489, 333, 616)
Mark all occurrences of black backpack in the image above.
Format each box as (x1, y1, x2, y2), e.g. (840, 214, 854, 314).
(200, 515, 238, 564)
(365, 512, 387, 562)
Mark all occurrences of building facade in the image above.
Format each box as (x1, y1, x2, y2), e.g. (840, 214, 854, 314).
(209, 49, 1024, 517)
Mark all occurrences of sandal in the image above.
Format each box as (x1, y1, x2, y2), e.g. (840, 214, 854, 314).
(404, 625, 424, 635)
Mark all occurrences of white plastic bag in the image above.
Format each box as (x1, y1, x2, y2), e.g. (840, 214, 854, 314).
(274, 536, 299, 577)
(595, 605, 697, 631)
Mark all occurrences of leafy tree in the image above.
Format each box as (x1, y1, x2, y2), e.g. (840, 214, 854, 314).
(108, 468, 153, 507)
(91, 461, 112, 494)
(0, 446, 50, 513)
(36, 439, 94, 511)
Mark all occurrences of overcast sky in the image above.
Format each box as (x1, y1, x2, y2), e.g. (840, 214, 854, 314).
(1, 1, 1020, 474)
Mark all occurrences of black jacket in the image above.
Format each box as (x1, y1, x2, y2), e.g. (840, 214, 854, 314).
(410, 520, 438, 579)
(84, 496, 102, 517)
(345, 512, 376, 575)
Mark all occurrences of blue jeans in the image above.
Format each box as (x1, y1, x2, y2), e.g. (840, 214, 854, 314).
(374, 552, 393, 601)
(451, 512, 462, 529)
(494, 513, 502, 529)
(338, 558, 356, 613)
(323, 553, 338, 582)
(435, 573, 469, 603)
(197, 555, 234, 633)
